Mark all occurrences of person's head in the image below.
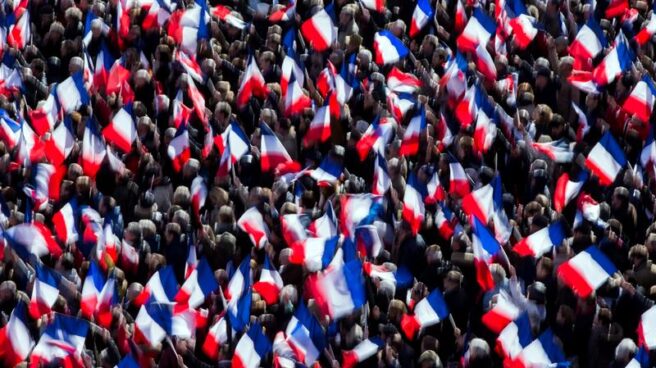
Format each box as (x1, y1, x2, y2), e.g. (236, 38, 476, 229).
(536, 257, 553, 281)
(629, 244, 648, 268)
(489, 263, 506, 285)
(614, 338, 637, 364)
(443, 270, 462, 292)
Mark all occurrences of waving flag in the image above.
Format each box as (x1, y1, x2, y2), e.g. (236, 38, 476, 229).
(52, 200, 79, 244)
(134, 303, 194, 347)
(215, 121, 251, 163)
(592, 34, 634, 86)
(210, 5, 247, 29)
(301, 8, 337, 52)
(176, 258, 218, 309)
(571, 102, 590, 142)
(57, 72, 89, 113)
(457, 7, 496, 52)
(81, 118, 107, 178)
(474, 43, 497, 80)
(516, 329, 566, 368)
(373, 30, 409, 65)
(558, 246, 617, 297)
(462, 182, 494, 225)
(636, 14, 656, 45)
(574, 193, 607, 229)
(473, 101, 497, 155)
(472, 216, 501, 291)
(497, 313, 532, 363)
(3, 222, 62, 259)
(236, 56, 270, 109)
(532, 139, 575, 163)
(638, 306, 656, 350)
(553, 170, 588, 212)
(401, 288, 449, 340)
(203, 314, 229, 360)
(303, 98, 331, 146)
(260, 121, 293, 172)
(281, 214, 308, 247)
(355, 226, 384, 259)
(387, 90, 415, 122)
(400, 106, 427, 157)
(605, 0, 628, 17)
(167, 122, 191, 172)
(238, 206, 270, 249)
(482, 291, 521, 334)
(227, 258, 252, 332)
(360, 0, 386, 12)
(356, 116, 394, 160)
(253, 255, 284, 305)
(372, 153, 392, 196)
(270, 1, 297, 22)
(363, 262, 413, 291)
(30, 314, 88, 368)
(286, 301, 326, 366)
(569, 19, 607, 68)
(281, 51, 304, 97)
(29, 90, 59, 136)
(135, 266, 178, 306)
(103, 103, 137, 152)
(409, 0, 434, 38)
(403, 173, 427, 235)
(449, 156, 471, 197)
(7, 9, 31, 49)
(0, 301, 33, 367)
(233, 322, 272, 368)
(176, 50, 203, 82)
(343, 337, 384, 368)
(309, 201, 338, 239)
(456, 83, 485, 129)
(585, 131, 627, 186)
(387, 67, 422, 94)
(284, 73, 311, 116)
(0, 109, 21, 149)
(514, 220, 566, 258)
(623, 75, 656, 123)
(290, 236, 338, 272)
(310, 154, 343, 187)
(81, 262, 116, 326)
(29, 263, 61, 319)
(309, 259, 366, 320)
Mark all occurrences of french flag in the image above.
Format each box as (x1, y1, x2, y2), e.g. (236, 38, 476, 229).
(342, 337, 384, 368)
(531, 139, 575, 163)
(481, 291, 520, 334)
(449, 156, 471, 197)
(226, 256, 251, 303)
(0, 65, 23, 97)
(462, 182, 494, 225)
(210, 5, 247, 30)
(0, 109, 22, 149)
(635, 14, 656, 45)
(176, 50, 203, 83)
(572, 102, 590, 142)
(360, 0, 386, 12)
(236, 56, 270, 109)
(167, 122, 191, 172)
(585, 131, 627, 186)
(605, 0, 628, 18)
(474, 43, 497, 80)
(215, 121, 251, 163)
(340, 194, 383, 238)
(400, 288, 449, 340)
(638, 306, 656, 350)
(400, 106, 427, 157)
(29, 263, 60, 319)
(103, 103, 137, 153)
(30, 314, 88, 368)
(509, 14, 538, 49)
(575, 193, 607, 229)
(455, 83, 484, 129)
(441, 52, 468, 103)
(269, 0, 297, 22)
(281, 214, 308, 247)
(284, 73, 311, 117)
(403, 172, 427, 235)
(558, 246, 617, 298)
(356, 116, 394, 160)
(81, 262, 116, 326)
(514, 220, 566, 258)
(253, 255, 284, 305)
(52, 200, 79, 244)
(0, 301, 34, 367)
(435, 204, 461, 240)
(286, 301, 326, 366)
(185, 239, 198, 280)
(81, 118, 107, 178)
(93, 42, 114, 90)
(363, 262, 413, 290)
(516, 329, 566, 368)
(120, 239, 140, 275)
(355, 225, 384, 259)
(281, 51, 305, 97)
(568, 70, 600, 95)
(301, 8, 337, 52)
(56, 71, 90, 114)
(233, 322, 272, 368)
(29, 90, 59, 136)
(303, 98, 332, 146)
(373, 153, 392, 196)
(623, 75, 656, 123)
(135, 266, 179, 306)
(310, 154, 343, 187)
(202, 314, 229, 360)
(186, 74, 206, 122)
(473, 102, 497, 155)
(387, 91, 416, 122)
(553, 170, 588, 213)
(7, 9, 31, 50)
(472, 216, 501, 291)
(310, 259, 366, 320)
(116, 355, 140, 368)
(409, 0, 434, 38)
(641, 125, 656, 168)
(496, 313, 533, 363)
(29, 163, 56, 210)
(426, 170, 445, 204)
(133, 304, 171, 347)
(3, 222, 62, 259)
(238, 206, 270, 249)
(260, 121, 293, 172)
(387, 67, 422, 94)
(227, 258, 252, 332)
(190, 176, 207, 220)
(373, 30, 409, 65)
(569, 19, 606, 68)
(592, 34, 634, 86)
(457, 7, 496, 52)
(175, 258, 218, 309)
(290, 236, 338, 272)
(309, 201, 338, 239)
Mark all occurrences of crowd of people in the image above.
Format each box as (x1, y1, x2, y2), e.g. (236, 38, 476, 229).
(1, 0, 656, 367)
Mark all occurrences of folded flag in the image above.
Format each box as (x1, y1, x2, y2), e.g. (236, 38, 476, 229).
(623, 75, 656, 123)
(472, 216, 501, 291)
(400, 288, 449, 340)
(558, 246, 617, 298)
(310, 153, 343, 187)
(30, 314, 88, 368)
(387, 67, 422, 94)
(482, 291, 521, 334)
(29, 263, 61, 319)
(175, 258, 218, 309)
(190, 175, 207, 220)
(363, 262, 413, 292)
(301, 8, 337, 52)
(531, 139, 575, 163)
(286, 301, 326, 366)
(374, 30, 409, 65)
(0, 301, 34, 367)
(585, 131, 627, 186)
(237, 206, 270, 249)
(638, 306, 656, 350)
(290, 236, 338, 272)
(514, 220, 566, 258)
(233, 322, 272, 368)
(343, 337, 385, 368)
(253, 255, 284, 305)
(572, 102, 591, 142)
